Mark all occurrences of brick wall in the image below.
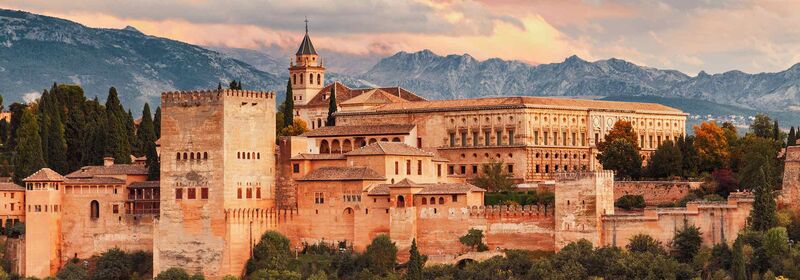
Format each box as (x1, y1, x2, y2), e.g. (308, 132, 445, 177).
(614, 181, 701, 206)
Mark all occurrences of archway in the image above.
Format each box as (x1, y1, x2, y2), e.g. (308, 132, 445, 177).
(397, 195, 406, 207)
(331, 139, 341, 153)
(90, 200, 100, 220)
(343, 207, 355, 243)
(342, 139, 353, 153)
(320, 140, 330, 154)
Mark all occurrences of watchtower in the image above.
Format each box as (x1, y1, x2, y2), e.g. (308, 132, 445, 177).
(23, 169, 65, 278)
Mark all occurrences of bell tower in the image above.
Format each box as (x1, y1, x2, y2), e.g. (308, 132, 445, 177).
(289, 19, 325, 106)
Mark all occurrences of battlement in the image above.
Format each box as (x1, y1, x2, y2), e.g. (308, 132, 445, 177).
(224, 207, 297, 223)
(554, 170, 614, 181)
(161, 89, 276, 106)
(417, 205, 553, 219)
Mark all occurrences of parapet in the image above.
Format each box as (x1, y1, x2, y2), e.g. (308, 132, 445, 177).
(467, 204, 554, 217)
(161, 89, 276, 106)
(554, 170, 615, 181)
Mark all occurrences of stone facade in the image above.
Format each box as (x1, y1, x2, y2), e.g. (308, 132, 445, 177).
(781, 145, 800, 209)
(614, 181, 702, 206)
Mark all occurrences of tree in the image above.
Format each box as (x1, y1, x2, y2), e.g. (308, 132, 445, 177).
(44, 100, 68, 174)
(104, 88, 132, 163)
(154, 267, 191, 280)
(245, 231, 292, 275)
(671, 225, 703, 263)
(283, 80, 294, 128)
(615, 195, 645, 210)
(57, 262, 88, 280)
(597, 120, 638, 152)
(597, 138, 642, 179)
(405, 239, 425, 280)
(137, 103, 157, 156)
(647, 140, 682, 179)
(12, 109, 46, 184)
(772, 120, 780, 141)
(92, 248, 132, 280)
(627, 234, 664, 255)
(788, 126, 796, 146)
(712, 168, 739, 198)
(279, 119, 309, 137)
(750, 113, 774, 139)
(7, 102, 27, 149)
(228, 80, 242, 90)
(730, 239, 747, 280)
(693, 121, 730, 172)
(146, 141, 160, 180)
(154, 106, 161, 139)
(0, 119, 8, 144)
(739, 138, 779, 231)
(472, 160, 514, 192)
(459, 228, 488, 252)
(326, 85, 337, 126)
(363, 234, 397, 276)
(217, 82, 222, 91)
(678, 136, 700, 178)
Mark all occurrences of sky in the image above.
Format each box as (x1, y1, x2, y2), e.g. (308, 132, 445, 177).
(4, 0, 800, 75)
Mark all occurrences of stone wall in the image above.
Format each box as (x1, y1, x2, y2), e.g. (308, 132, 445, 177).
(780, 146, 800, 209)
(614, 181, 701, 206)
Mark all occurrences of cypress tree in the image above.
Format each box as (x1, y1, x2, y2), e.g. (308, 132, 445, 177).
(126, 110, 139, 156)
(773, 120, 780, 141)
(326, 85, 337, 126)
(104, 88, 132, 163)
(788, 126, 796, 146)
(731, 239, 747, 280)
(145, 141, 159, 180)
(217, 82, 222, 90)
(13, 109, 46, 184)
(748, 167, 777, 231)
(406, 239, 425, 280)
(136, 103, 157, 155)
(38, 89, 51, 163)
(7, 102, 27, 149)
(153, 106, 161, 139)
(45, 106, 68, 174)
(283, 79, 294, 128)
(0, 119, 8, 144)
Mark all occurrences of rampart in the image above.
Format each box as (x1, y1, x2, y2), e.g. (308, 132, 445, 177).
(614, 181, 701, 206)
(160, 89, 276, 106)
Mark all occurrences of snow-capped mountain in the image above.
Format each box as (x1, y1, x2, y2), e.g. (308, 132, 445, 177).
(0, 9, 281, 111)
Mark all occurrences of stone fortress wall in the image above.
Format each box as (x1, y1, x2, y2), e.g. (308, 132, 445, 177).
(614, 181, 701, 206)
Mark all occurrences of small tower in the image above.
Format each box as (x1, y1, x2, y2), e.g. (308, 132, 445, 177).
(289, 18, 325, 106)
(23, 168, 65, 278)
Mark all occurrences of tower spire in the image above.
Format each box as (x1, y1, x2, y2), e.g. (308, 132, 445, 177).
(305, 17, 309, 34)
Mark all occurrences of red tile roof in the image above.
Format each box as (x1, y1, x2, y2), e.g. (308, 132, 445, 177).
(291, 153, 347, 160)
(367, 180, 484, 195)
(345, 142, 433, 157)
(301, 124, 415, 137)
(129, 181, 160, 189)
(65, 164, 148, 179)
(297, 166, 385, 181)
(297, 82, 426, 108)
(64, 177, 126, 185)
(24, 168, 66, 182)
(0, 182, 24, 191)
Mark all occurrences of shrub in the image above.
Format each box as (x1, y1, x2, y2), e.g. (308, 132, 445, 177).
(56, 262, 88, 280)
(154, 268, 190, 280)
(245, 231, 292, 275)
(615, 195, 645, 210)
(459, 229, 488, 252)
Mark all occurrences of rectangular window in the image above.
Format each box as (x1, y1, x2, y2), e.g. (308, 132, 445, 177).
(176, 188, 183, 200)
(657, 135, 662, 145)
(314, 192, 325, 204)
(535, 164, 540, 173)
(496, 131, 502, 146)
(417, 137, 422, 148)
(544, 132, 549, 145)
(237, 188, 242, 199)
(112, 205, 119, 214)
(246, 188, 253, 199)
(292, 164, 300, 173)
(395, 161, 399, 175)
(452, 195, 458, 202)
(449, 133, 455, 147)
(461, 132, 467, 147)
(256, 188, 261, 199)
(437, 164, 442, 177)
(460, 165, 466, 175)
(472, 132, 479, 146)
(11, 193, 14, 199)
(581, 133, 586, 146)
(417, 160, 422, 175)
(508, 164, 514, 174)
(406, 160, 411, 175)
(572, 133, 577, 146)
(534, 131, 539, 145)
(201, 188, 209, 199)
(640, 135, 645, 148)
(649, 135, 653, 148)
(595, 133, 599, 144)
(472, 165, 478, 174)
(508, 130, 514, 145)
(188, 188, 196, 199)
(448, 165, 455, 175)
(562, 132, 567, 146)
(484, 131, 490, 146)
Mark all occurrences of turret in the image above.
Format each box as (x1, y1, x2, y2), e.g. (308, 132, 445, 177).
(288, 19, 325, 106)
(23, 168, 65, 278)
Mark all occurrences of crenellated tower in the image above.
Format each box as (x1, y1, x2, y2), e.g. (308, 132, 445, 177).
(288, 19, 325, 106)
(23, 169, 65, 278)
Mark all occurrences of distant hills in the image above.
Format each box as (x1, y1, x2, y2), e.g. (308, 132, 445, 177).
(1, 9, 799, 126)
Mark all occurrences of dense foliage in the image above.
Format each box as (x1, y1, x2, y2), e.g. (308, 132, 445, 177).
(615, 195, 646, 210)
(484, 190, 554, 206)
(472, 160, 514, 192)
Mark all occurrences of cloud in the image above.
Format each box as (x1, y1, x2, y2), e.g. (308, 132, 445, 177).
(22, 91, 41, 103)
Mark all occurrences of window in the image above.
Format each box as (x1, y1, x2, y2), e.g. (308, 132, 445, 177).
(562, 132, 567, 146)
(484, 131, 491, 146)
(90, 200, 99, 220)
(176, 188, 183, 200)
(508, 164, 514, 173)
(430, 197, 436, 205)
(439, 197, 445, 204)
(309, 73, 314, 84)
(461, 132, 467, 146)
(581, 133, 586, 146)
(472, 165, 478, 174)
(246, 188, 252, 199)
(535, 164, 540, 173)
(256, 188, 261, 199)
(534, 131, 539, 145)
(496, 131, 502, 146)
(314, 192, 325, 204)
(544, 132, 549, 145)
(417, 137, 422, 148)
(406, 160, 411, 175)
(448, 165, 455, 175)
(317, 74, 321, 85)
(572, 133, 576, 146)
(449, 133, 455, 147)
(437, 164, 442, 177)
(237, 188, 242, 199)
(452, 195, 458, 202)
(508, 130, 514, 145)
(422, 198, 427, 205)
(460, 165, 466, 175)
(188, 188, 196, 199)
(472, 132, 478, 146)
(112, 204, 119, 214)
(417, 160, 422, 175)
(595, 133, 599, 144)
(293, 164, 300, 173)
(201, 188, 209, 199)
(395, 161, 399, 175)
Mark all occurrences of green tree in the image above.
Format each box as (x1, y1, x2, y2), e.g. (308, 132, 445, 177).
(92, 248, 132, 280)
(7, 102, 27, 149)
(739, 138, 779, 231)
(283, 80, 294, 128)
(406, 239, 425, 280)
(326, 85, 337, 126)
(647, 140, 682, 179)
(730, 239, 747, 280)
(154, 267, 191, 280)
(597, 138, 642, 179)
(363, 234, 397, 276)
(751, 113, 774, 139)
(104, 88, 132, 163)
(626, 234, 665, 255)
(154, 106, 161, 139)
(678, 136, 700, 178)
(137, 103, 157, 156)
(44, 102, 68, 174)
(12, 109, 46, 184)
(145, 141, 160, 180)
(56, 262, 88, 280)
(459, 229, 488, 252)
(0, 119, 8, 144)
(615, 195, 645, 210)
(245, 231, 292, 275)
(772, 120, 780, 141)
(671, 225, 703, 263)
(472, 160, 514, 192)
(788, 126, 796, 146)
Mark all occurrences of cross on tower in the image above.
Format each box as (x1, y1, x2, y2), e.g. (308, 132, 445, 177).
(305, 17, 309, 33)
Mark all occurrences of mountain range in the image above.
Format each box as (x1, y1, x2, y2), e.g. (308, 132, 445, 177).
(1, 9, 799, 126)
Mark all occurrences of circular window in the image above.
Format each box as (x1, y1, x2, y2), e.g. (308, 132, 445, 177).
(484, 153, 490, 158)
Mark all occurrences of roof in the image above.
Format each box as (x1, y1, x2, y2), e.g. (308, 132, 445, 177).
(296, 33, 317, 55)
(297, 82, 426, 108)
(340, 89, 410, 106)
(336, 96, 685, 116)
(291, 153, 347, 160)
(302, 124, 415, 137)
(0, 182, 24, 192)
(65, 164, 148, 178)
(24, 168, 66, 182)
(345, 142, 433, 157)
(64, 177, 126, 185)
(367, 181, 485, 195)
(129, 181, 160, 189)
(297, 166, 385, 181)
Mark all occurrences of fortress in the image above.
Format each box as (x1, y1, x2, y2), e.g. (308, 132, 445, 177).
(15, 28, 758, 279)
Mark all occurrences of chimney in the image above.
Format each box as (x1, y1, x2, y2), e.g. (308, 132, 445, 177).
(103, 157, 114, 167)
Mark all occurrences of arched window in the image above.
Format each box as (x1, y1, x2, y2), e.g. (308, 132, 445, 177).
(176, 153, 180, 160)
(257, 153, 260, 159)
(300, 75, 303, 84)
(204, 152, 208, 160)
(320, 140, 330, 154)
(293, 74, 296, 85)
(368, 138, 377, 144)
(391, 137, 401, 142)
(309, 73, 314, 84)
(183, 153, 188, 160)
(397, 195, 405, 207)
(380, 138, 389, 142)
(196, 152, 201, 160)
(317, 119, 322, 128)
(317, 74, 321, 85)
(430, 197, 436, 205)
(90, 200, 99, 220)
(190, 153, 194, 160)
(439, 197, 444, 204)
(247, 153, 251, 159)
(331, 139, 341, 153)
(422, 197, 427, 205)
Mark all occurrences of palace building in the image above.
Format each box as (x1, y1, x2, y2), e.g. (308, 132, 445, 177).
(16, 26, 755, 280)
